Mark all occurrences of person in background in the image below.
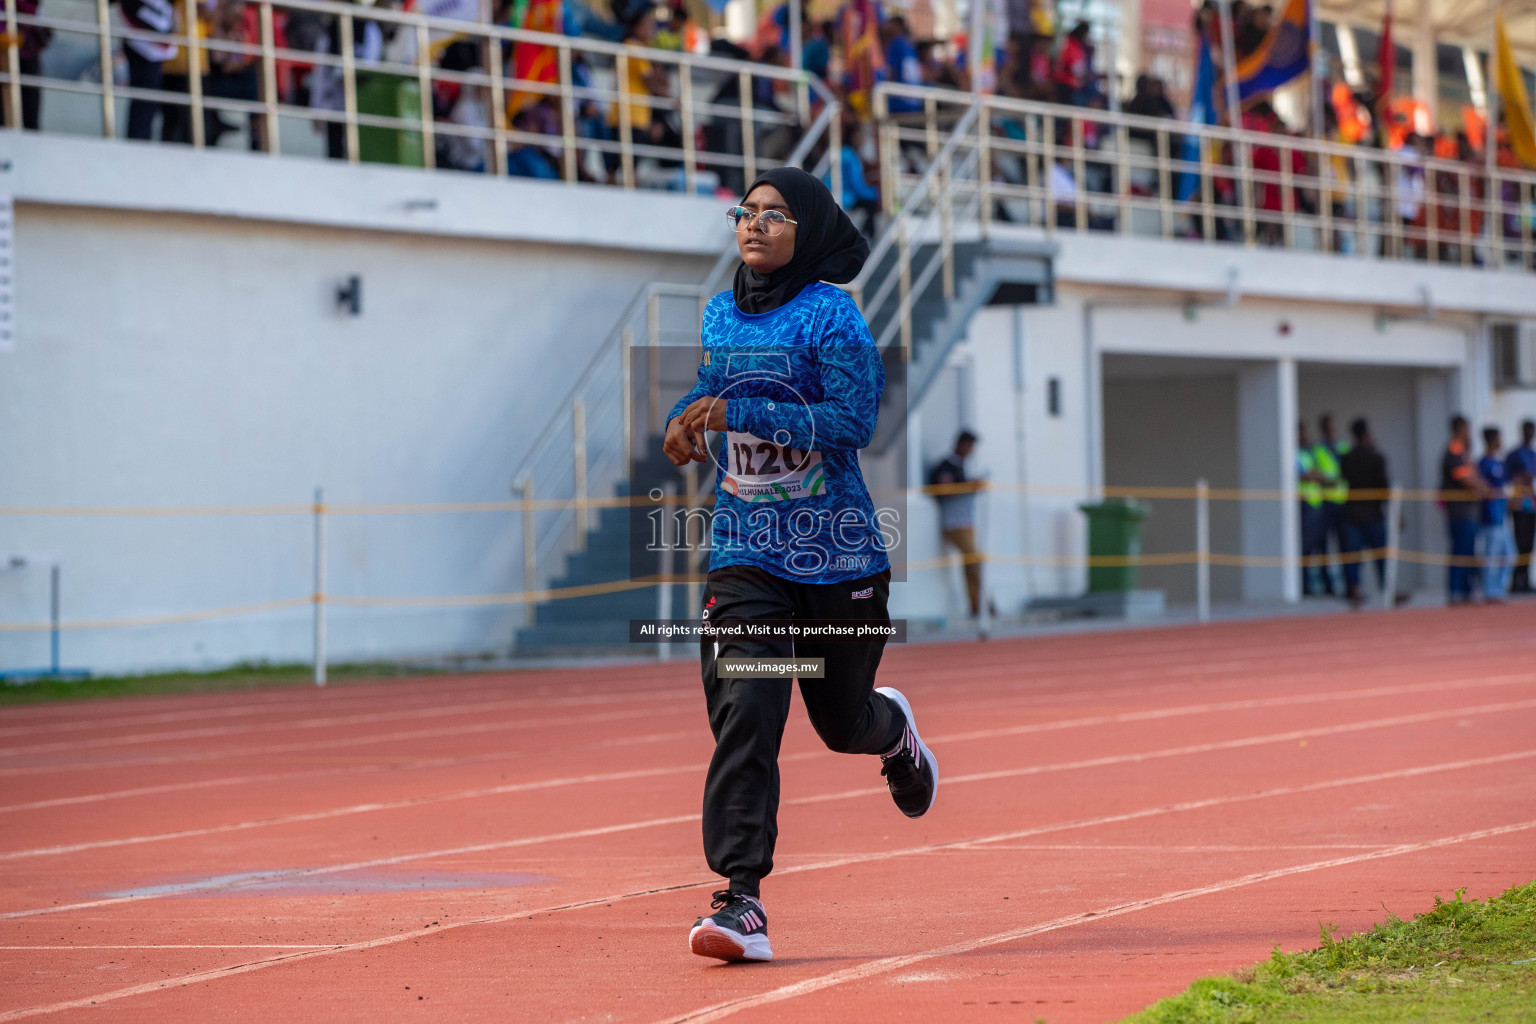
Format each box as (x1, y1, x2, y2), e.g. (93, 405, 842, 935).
(0, 0, 50, 129)
(1053, 21, 1093, 106)
(1478, 426, 1515, 604)
(1504, 419, 1536, 593)
(928, 430, 988, 627)
(802, 19, 832, 81)
(508, 107, 559, 178)
(1441, 415, 1482, 605)
(1313, 413, 1349, 596)
(826, 120, 880, 239)
(1339, 417, 1404, 607)
(606, 7, 675, 170)
(204, 0, 262, 150)
(117, 0, 178, 140)
(1125, 74, 1176, 145)
(1297, 420, 1328, 596)
(880, 15, 924, 115)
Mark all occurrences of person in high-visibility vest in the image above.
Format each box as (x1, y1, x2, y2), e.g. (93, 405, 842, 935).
(1298, 421, 1328, 596)
(1313, 413, 1351, 596)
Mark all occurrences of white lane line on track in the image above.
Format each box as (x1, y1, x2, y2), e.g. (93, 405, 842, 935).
(6, 669, 1531, 811)
(787, 697, 1536, 806)
(0, 680, 691, 740)
(6, 696, 1533, 865)
(1, 725, 1530, 931)
(0, 945, 334, 950)
(0, 689, 700, 758)
(0, 766, 710, 863)
(654, 818, 1536, 1024)
(0, 730, 699, 816)
(4, 620, 1522, 746)
(924, 673, 1536, 745)
(0, 703, 700, 779)
(3, 796, 1530, 1023)
(944, 843, 1388, 851)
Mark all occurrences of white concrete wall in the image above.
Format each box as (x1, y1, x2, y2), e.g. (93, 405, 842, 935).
(9, 126, 1536, 668)
(0, 202, 711, 674)
(1103, 369, 1241, 605)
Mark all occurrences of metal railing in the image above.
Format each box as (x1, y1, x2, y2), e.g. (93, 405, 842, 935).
(505, 122, 837, 604)
(875, 83, 1536, 272)
(2, 0, 833, 191)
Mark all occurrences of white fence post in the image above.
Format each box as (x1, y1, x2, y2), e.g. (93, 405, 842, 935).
(312, 486, 327, 686)
(1196, 478, 1211, 624)
(1383, 484, 1403, 609)
(656, 483, 675, 662)
(519, 475, 535, 628)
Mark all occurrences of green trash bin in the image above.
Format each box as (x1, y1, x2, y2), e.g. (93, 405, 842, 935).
(1080, 499, 1150, 593)
(356, 74, 424, 167)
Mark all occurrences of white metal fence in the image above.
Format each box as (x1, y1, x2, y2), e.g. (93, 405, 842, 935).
(2, 0, 835, 192)
(876, 82, 1536, 272)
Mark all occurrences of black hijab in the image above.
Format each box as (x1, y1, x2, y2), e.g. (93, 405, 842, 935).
(732, 167, 870, 315)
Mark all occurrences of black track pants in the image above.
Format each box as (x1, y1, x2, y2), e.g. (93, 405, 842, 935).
(699, 564, 902, 898)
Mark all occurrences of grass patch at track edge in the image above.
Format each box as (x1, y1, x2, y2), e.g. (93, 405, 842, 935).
(1117, 880, 1536, 1023)
(0, 661, 448, 706)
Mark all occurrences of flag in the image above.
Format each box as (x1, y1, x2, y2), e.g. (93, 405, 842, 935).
(1176, 27, 1218, 201)
(1213, 0, 1312, 119)
(1376, 7, 1393, 118)
(421, 0, 482, 52)
(841, 0, 882, 117)
(1495, 12, 1536, 169)
(509, 0, 562, 116)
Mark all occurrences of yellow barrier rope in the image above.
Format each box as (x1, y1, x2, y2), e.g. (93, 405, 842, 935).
(10, 544, 1523, 633)
(2, 483, 1518, 518)
(0, 597, 312, 634)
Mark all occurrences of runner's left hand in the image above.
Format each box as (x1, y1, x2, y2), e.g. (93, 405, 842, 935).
(678, 396, 728, 435)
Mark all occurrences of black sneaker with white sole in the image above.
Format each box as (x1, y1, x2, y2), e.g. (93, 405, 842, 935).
(877, 686, 938, 818)
(689, 890, 772, 962)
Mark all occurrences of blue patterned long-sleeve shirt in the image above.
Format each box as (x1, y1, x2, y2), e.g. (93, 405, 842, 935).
(665, 283, 891, 584)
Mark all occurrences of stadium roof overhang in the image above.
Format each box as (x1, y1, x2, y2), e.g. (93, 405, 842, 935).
(1316, 0, 1536, 66)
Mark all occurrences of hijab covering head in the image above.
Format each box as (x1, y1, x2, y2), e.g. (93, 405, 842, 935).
(732, 167, 869, 315)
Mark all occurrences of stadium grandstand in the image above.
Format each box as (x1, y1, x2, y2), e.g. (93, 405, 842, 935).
(5, 0, 1535, 672)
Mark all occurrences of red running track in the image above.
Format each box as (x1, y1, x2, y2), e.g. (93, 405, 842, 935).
(1, 606, 1534, 1022)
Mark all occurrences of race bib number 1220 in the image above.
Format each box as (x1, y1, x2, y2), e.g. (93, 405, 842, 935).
(722, 431, 826, 503)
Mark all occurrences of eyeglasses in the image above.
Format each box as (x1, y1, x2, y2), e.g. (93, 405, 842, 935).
(726, 206, 798, 236)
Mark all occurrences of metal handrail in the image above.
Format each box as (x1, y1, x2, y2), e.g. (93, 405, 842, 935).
(503, 109, 837, 601)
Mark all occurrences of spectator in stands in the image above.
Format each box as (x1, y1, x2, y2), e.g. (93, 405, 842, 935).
(881, 15, 924, 115)
(1236, 2, 1270, 58)
(1052, 21, 1093, 106)
(434, 41, 489, 173)
(829, 120, 881, 239)
(117, 0, 178, 140)
(1126, 75, 1176, 123)
(1505, 419, 1536, 593)
(310, 2, 386, 160)
(1396, 133, 1429, 258)
(205, 0, 263, 149)
(1022, 33, 1054, 101)
(508, 106, 559, 179)
(0, 0, 49, 129)
(802, 19, 833, 81)
(1479, 426, 1516, 603)
(1441, 415, 1482, 604)
(706, 40, 786, 194)
(606, 7, 679, 174)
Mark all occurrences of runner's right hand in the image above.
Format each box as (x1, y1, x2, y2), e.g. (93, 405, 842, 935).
(664, 416, 710, 466)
